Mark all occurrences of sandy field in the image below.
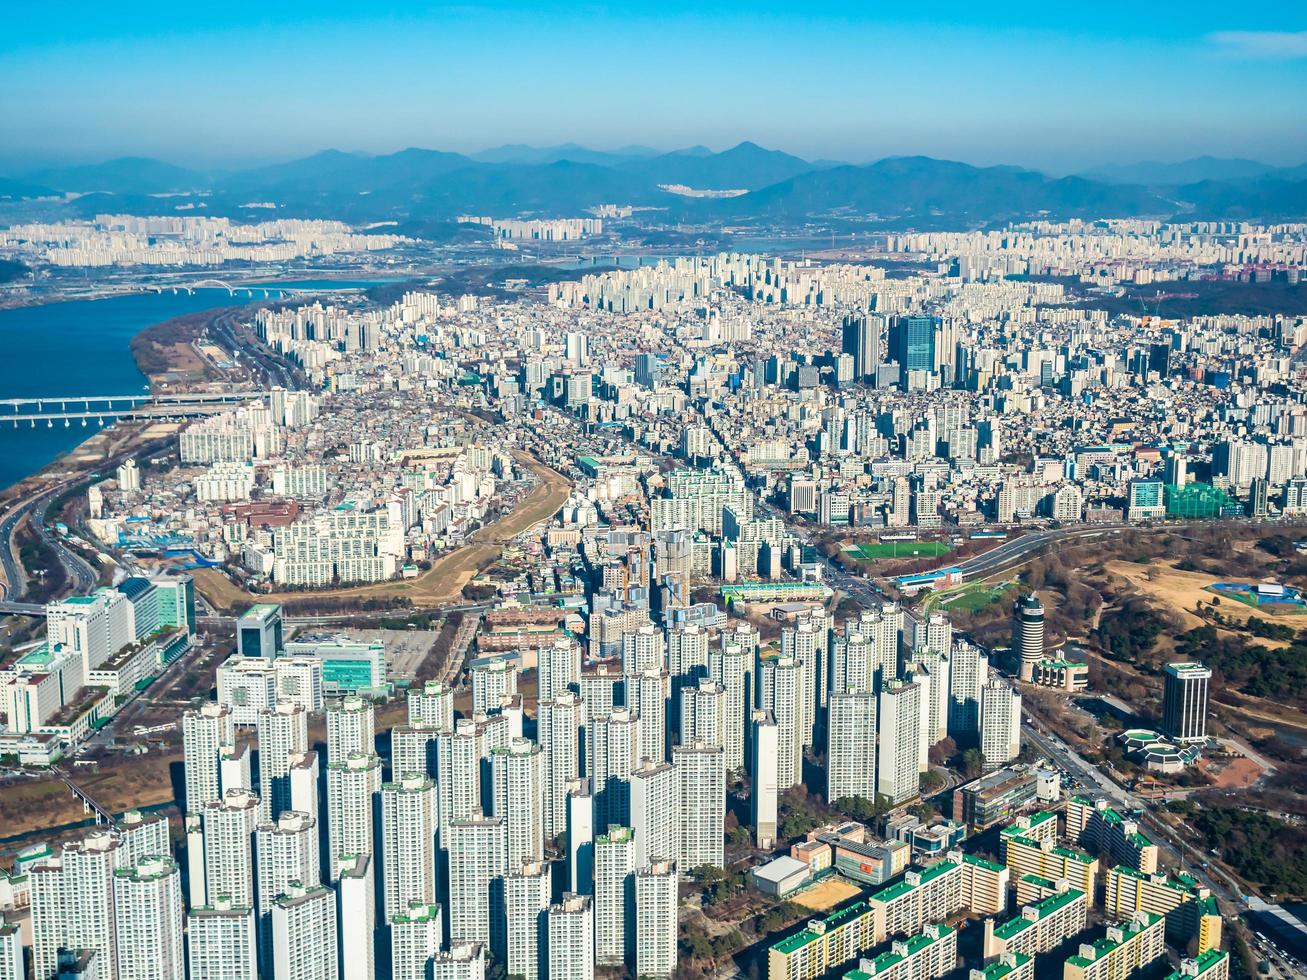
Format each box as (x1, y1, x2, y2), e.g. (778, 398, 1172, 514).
(790, 875, 862, 911)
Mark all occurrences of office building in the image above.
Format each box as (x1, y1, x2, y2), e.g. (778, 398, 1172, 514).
(1013, 595, 1045, 683)
(237, 604, 283, 660)
(1161, 662, 1211, 743)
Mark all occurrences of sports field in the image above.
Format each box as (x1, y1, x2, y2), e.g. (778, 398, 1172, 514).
(845, 540, 953, 561)
(923, 578, 1014, 615)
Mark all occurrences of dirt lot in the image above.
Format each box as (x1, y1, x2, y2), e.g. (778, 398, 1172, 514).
(196, 453, 571, 612)
(1106, 559, 1303, 638)
(790, 875, 862, 911)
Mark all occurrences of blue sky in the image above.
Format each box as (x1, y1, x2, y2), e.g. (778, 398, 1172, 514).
(3, 1, 1306, 173)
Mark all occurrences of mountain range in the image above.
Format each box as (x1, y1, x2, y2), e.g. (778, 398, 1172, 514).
(4, 143, 1306, 228)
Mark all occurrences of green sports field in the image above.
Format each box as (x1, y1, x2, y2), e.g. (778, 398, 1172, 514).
(845, 540, 953, 560)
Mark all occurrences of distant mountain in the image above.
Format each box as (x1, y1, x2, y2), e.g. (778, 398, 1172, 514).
(1082, 156, 1280, 186)
(470, 143, 653, 166)
(25, 157, 208, 195)
(1173, 177, 1307, 221)
(6, 144, 1307, 225)
(620, 141, 816, 190)
(0, 176, 56, 199)
(715, 156, 1169, 222)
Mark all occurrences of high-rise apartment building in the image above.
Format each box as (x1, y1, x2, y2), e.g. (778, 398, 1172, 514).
(980, 681, 1022, 769)
(547, 894, 594, 980)
(326, 753, 381, 880)
(256, 701, 308, 825)
(828, 690, 877, 804)
(271, 882, 338, 980)
(751, 710, 779, 849)
(445, 812, 507, 952)
(629, 760, 679, 870)
(594, 826, 636, 967)
(503, 860, 551, 980)
(112, 856, 185, 980)
(635, 860, 679, 979)
(674, 741, 725, 871)
(379, 775, 436, 924)
(878, 680, 923, 804)
(491, 737, 544, 872)
(186, 895, 258, 980)
(182, 702, 234, 814)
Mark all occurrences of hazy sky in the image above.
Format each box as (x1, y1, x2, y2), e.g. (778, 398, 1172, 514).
(3, 1, 1307, 173)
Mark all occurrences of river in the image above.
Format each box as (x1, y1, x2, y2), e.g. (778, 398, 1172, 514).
(0, 279, 391, 492)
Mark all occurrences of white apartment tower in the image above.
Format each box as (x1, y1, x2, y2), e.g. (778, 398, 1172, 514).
(255, 811, 321, 969)
(202, 790, 259, 909)
(536, 638, 580, 702)
(470, 658, 516, 717)
(761, 656, 803, 790)
(326, 753, 382, 880)
(271, 882, 338, 980)
(828, 690, 877, 804)
(379, 775, 437, 924)
(980, 680, 1022, 769)
(490, 737, 544, 872)
(389, 902, 442, 980)
(256, 701, 308, 825)
(566, 779, 595, 895)
(629, 760, 679, 870)
(335, 854, 376, 980)
(325, 696, 375, 763)
(30, 831, 124, 980)
(407, 681, 454, 732)
(878, 680, 923, 804)
(710, 641, 752, 770)
(593, 826, 636, 967)
(632, 666, 669, 764)
(503, 860, 551, 980)
(751, 710, 779, 849)
(182, 702, 234, 813)
(186, 895, 258, 980)
(444, 812, 507, 951)
(674, 741, 726, 871)
(635, 860, 679, 980)
(112, 857, 185, 980)
(547, 895, 594, 980)
(536, 692, 583, 840)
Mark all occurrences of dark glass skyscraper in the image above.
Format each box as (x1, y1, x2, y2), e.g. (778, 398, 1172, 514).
(841, 313, 881, 380)
(890, 315, 938, 374)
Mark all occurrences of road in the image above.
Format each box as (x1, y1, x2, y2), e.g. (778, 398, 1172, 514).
(0, 484, 97, 600)
(207, 310, 303, 391)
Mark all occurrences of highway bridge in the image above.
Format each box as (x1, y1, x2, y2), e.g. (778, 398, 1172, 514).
(0, 391, 258, 426)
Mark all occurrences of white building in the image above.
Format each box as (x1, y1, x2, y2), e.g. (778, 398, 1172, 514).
(326, 753, 382, 880)
(674, 741, 726, 871)
(503, 860, 551, 980)
(271, 883, 337, 980)
(490, 737, 544, 872)
(828, 690, 877, 804)
(980, 680, 1022, 769)
(635, 860, 679, 979)
(182, 702, 235, 814)
(593, 826, 635, 967)
(379, 775, 436, 923)
(547, 895, 594, 980)
(112, 856, 184, 980)
(878, 680, 923, 804)
(187, 896, 258, 980)
(445, 812, 507, 951)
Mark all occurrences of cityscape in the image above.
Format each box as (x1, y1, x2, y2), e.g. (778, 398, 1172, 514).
(2, 5, 1307, 980)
